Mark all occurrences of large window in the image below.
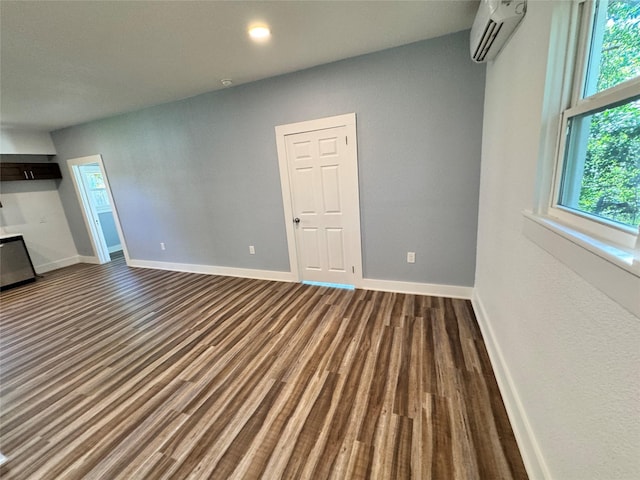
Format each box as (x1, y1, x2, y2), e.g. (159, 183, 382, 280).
(554, 0, 640, 240)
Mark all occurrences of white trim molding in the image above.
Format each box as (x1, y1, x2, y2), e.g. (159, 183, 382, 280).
(471, 291, 552, 480)
(523, 212, 640, 317)
(126, 259, 473, 298)
(360, 278, 473, 299)
(108, 244, 123, 254)
(78, 255, 101, 264)
(128, 259, 296, 283)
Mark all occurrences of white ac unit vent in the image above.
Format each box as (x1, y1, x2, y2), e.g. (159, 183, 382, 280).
(470, 0, 526, 63)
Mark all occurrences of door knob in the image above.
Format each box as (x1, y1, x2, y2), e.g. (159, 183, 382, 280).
(294, 217, 300, 224)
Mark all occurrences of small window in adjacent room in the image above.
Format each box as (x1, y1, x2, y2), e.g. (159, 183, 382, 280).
(552, 0, 640, 245)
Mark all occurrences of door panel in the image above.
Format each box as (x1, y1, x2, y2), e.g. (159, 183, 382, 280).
(320, 165, 342, 213)
(292, 140, 313, 160)
(326, 228, 345, 272)
(285, 126, 355, 284)
(302, 228, 322, 271)
(319, 137, 338, 156)
(294, 168, 317, 214)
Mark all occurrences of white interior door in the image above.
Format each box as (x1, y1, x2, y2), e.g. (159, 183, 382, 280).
(277, 114, 362, 286)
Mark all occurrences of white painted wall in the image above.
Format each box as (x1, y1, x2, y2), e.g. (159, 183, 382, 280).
(0, 180, 79, 273)
(0, 129, 56, 154)
(474, 2, 640, 480)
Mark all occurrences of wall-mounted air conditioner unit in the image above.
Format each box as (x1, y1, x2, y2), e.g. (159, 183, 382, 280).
(470, 0, 526, 63)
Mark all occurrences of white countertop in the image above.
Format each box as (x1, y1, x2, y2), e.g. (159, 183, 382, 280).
(0, 232, 23, 240)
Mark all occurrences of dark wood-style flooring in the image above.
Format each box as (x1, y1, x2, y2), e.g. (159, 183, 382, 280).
(0, 256, 527, 479)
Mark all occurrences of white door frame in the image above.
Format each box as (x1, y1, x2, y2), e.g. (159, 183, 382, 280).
(275, 113, 363, 287)
(67, 155, 130, 265)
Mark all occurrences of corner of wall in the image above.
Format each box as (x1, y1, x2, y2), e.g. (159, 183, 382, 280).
(471, 290, 552, 480)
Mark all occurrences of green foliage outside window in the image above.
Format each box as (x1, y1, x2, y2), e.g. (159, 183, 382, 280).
(578, 0, 640, 228)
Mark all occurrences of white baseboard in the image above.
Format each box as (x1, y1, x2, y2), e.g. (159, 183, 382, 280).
(127, 258, 297, 283)
(108, 244, 122, 254)
(124, 259, 473, 298)
(34, 255, 82, 274)
(78, 255, 100, 264)
(360, 278, 473, 299)
(471, 291, 551, 480)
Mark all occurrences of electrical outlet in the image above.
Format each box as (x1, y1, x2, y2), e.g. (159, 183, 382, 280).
(160, 242, 166, 251)
(407, 251, 416, 263)
(249, 245, 255, 255)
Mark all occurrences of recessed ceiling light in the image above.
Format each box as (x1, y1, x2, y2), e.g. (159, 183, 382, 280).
(221, 79, 233, 87)
(249, 25, 271, 41)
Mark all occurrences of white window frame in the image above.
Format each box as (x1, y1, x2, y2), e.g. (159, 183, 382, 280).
(525, 0, 640, 317)
(549, 0, 640, 250)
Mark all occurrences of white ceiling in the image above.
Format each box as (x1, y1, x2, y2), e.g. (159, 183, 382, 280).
(1, 1, 478, 132)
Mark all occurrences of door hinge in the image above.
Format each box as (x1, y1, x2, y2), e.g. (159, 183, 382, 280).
(352, 266, 355, 273)
(346, 136, 348, 145)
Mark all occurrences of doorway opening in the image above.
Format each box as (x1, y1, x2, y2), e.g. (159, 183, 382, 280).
(67, 155, 128, 264)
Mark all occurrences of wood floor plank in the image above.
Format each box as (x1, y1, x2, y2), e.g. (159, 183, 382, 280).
(0, 256, 527, 479)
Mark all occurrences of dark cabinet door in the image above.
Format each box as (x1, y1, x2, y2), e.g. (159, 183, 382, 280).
(0, 163, 29, 181)
(0, 162, 62, 181)
(28, 163, 62, 180)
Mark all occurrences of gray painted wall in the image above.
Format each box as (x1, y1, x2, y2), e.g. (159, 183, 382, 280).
(52, 31, 485, 286)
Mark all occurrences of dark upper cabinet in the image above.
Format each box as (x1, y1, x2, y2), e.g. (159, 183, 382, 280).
(0, 162, 62, 181)
(0, 163, 25, 181)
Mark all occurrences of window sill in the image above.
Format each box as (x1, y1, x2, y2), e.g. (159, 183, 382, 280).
(522, 211, 640, 317)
